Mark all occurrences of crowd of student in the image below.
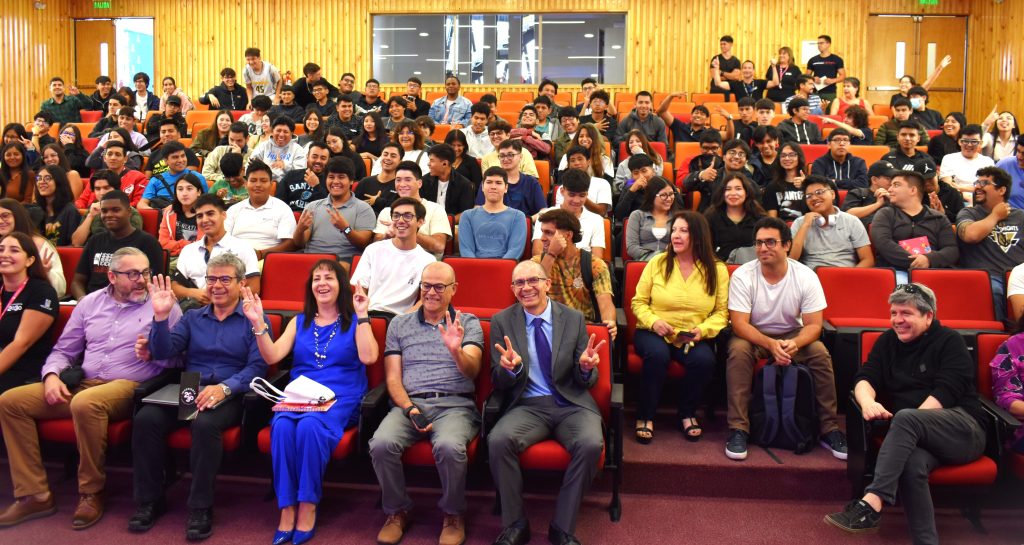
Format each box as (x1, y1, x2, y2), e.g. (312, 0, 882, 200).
(0, 34, 1021, 545)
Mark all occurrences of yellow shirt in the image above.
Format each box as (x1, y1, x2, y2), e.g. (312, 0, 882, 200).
(481, 149, 539, 178)
(631, 253, 730, 342)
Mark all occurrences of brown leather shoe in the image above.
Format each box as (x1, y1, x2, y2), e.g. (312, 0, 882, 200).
(439, 514, 465, 545)
(376, 510, 410, 545)
(72, 492, 105, 530)
(0, 494, 57, 527)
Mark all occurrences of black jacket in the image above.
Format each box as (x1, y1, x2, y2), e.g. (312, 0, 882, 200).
(198, 83, 249, 111)
(421, 171, 476, 217)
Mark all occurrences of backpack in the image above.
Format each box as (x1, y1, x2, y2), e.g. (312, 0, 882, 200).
(580, 249, 617, 320)
(750, 363, 818, 454)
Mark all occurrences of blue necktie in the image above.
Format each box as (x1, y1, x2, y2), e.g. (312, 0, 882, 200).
(533, 317, 569, 406)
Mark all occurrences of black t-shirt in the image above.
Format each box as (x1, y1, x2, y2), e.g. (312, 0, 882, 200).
(276, 169, 327, 212)
(147, 145, 200, 176)
(883, 150, 938, 180)
(709, 54, 742, 92)
(806, 54, 845, 95)
(76, 229, 164, 294)
(727, 80, 768, 101)
(0, 277, 58, 392)
(766, 64, 802, 102)
(357, 96, 385, 113)
(762, 180, 807, 221)
(840, 187, 883, 228)
(175, 213, 198, 244)
(911, 109, 944, 131)
(670, 119, 712, 143)
(733, 120, 759, 146)
(353, 175, 398, 215)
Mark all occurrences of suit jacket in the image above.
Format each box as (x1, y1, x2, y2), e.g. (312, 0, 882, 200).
(421, 171, 476, 216)
(489, 300, 599, 416)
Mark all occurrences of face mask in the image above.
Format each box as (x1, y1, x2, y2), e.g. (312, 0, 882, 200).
(910, 98, 924, 109)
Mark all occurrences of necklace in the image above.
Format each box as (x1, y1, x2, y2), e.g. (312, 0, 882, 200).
(311, 314, 340, 367)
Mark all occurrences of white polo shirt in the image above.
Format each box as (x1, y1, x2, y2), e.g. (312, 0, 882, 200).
(531, 206, 606, 250)
(176, 233, 261, 288)
(225, 196, 297, 250)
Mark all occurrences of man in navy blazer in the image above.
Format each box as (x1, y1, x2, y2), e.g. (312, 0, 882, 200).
(488, 260, 605, 545)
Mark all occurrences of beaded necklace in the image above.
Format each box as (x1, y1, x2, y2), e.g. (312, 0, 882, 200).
(312, 314, 341, 367)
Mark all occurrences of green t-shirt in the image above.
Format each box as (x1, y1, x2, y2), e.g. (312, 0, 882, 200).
(211, 179, 249, 206)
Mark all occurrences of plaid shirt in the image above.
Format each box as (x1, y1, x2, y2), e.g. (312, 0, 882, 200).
(531, 252, 613, 322)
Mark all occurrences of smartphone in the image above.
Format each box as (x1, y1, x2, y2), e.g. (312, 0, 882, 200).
(410, 411, 431, 430)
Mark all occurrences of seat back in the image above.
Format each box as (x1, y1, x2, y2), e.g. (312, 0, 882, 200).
(260, 253, 338, 303)
(443, 257, 518, 312)
(690, 93, 726, 105)
(618, 141, 668, 162)
(586, 323, 614, 422)
(674, 142, 701, 164)
(535, 160, 551, 199)
(52, 304, 75, 343)
(433, 124, 453, 143)
(476, 320, 495, 408)
(910, 269, 996, 322)
(139, 208, 159, 237)
(860, 330, 884, 365)
(800, 144, 830, 165)
(975, 333, 1009, 398)
(622, 260, 647, 351)
(367, 316, 390, 388)
(817, 267, 896, 322)
(500, 91, 534, 102)
(265, 314, 285, 375)
(56, 246, 83, 288)
(849, 145, 890, 165)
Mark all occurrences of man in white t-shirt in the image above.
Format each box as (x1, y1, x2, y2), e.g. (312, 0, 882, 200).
(242, 47, 283, 107)
(373, 160, 451, 258)
(173, 193, 261, 302)
(224, 159, 297, 260)
(725, 216, 846, 462)
(351, 197, 436, 316)
(532, 169, 606, 260)
(940, 124, 995, 192)
(460, 102, 494, 159)
(555, 147, 613, 216)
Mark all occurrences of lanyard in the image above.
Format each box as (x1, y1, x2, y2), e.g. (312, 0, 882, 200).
(0, 279, 29, 322)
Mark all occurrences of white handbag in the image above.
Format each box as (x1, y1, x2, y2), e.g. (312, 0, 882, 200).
(250, 375, 335, 406)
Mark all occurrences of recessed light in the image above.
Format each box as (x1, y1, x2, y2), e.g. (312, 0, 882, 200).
(419, 32, 429, 37)
(590, 73, 599, 78)
(611, 45, 621, 50)
(413, 71, 422, 75)
(584, 33, 594, 38)
(381, 44, 389, 49)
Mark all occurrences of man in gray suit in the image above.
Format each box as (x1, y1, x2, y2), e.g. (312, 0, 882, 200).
(488, 260, 606, 545)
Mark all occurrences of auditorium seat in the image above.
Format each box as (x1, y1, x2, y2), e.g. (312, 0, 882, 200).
(848, 145, 890, 165)
(817, 267, 895, 330)
(974, 333, 1024, 480)
(622, 260, 684, 378)
(56, 247, 83, 293)
(535, 160, 551, 201)
(500, 91, 534, 102)
(80, 110, 102, 123)
(433, 124, 453, 143)
(618, 141, 668, 163)
(909, 269, 1004, 331)
(690, 93, 727, 105)
(443, 257, 518, 318)
(138, 208, 159, 237)
(800, 144, 829, 165)
(463, 91, 487, 103)
(259, 252, 339, 312)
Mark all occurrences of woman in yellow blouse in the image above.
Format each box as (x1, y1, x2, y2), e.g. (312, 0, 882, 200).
(631, 210, 729, 444)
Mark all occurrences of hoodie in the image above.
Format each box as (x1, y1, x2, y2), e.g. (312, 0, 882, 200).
(810, 153, 868, 189)
(870, 205, 959, 269)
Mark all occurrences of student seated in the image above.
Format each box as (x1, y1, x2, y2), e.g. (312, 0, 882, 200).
(531, 169, 606, 261)
(789, 176, 873, 270)
(458, 167, 527, 259)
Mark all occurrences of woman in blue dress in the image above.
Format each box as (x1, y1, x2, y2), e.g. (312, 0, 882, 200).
(241, 259, 378, 545)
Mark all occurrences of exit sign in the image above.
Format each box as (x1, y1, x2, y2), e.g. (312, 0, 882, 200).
(93, 0, 111, 8)
(919, 0, 938, 5)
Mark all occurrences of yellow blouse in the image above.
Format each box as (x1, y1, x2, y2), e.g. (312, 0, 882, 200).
(631, 253, 730, 342)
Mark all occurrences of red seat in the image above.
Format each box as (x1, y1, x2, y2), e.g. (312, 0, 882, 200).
(799, 144, 829, 165)
(83, 137, 99, 153)
(138, 208, 159, 237)
(910, 269, 1004, 330)
(38, 418, 133, 445)
(443, 257, 517, 315)
(975, 333, 1024, 480)
(259, 253, 339, 311)
(818, 267, 896, 329)
(56, 246, 83, 289)
(617, 141, 668, 163)
(79, 110, 102, 123)
(623, 260, 685, 378)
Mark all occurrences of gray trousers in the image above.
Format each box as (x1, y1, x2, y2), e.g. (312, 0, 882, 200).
(368, 396, 480, 515)
(865, 407, 986, 545)
(487, 395, 604, 534)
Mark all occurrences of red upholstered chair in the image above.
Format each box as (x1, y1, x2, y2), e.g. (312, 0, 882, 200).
(909, 269, 1004, 331)
(848, 331, 1020, 527)
(975, 334, 1024, 480)
(138, 208, 159, 237)
(486, 324, 623, 520)
(622, 260, 685, 379)
(800, 144, 830, 165)
(618, 141, 668, 163)
(56, 247, 83, 294)
(443, 257, 517, 319)
(80, 110, 102, 123)
(259, 252, 339, 312)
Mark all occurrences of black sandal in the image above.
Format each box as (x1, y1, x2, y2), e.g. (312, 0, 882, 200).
(681, 417, 702, 442)
(635, 424, 653, 444)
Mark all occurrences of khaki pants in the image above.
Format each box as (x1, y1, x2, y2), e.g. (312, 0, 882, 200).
(0, 378, 137, 497)
(726, 329, 839, 434)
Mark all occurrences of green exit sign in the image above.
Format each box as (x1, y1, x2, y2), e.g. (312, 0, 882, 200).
(919, 0, 938, 5)
(93, 0, 111, 8)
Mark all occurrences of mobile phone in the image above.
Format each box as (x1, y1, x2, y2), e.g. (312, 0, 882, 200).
(410, 411, 431, 430)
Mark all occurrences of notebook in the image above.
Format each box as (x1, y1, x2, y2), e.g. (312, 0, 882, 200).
(898, 236, 932, 255)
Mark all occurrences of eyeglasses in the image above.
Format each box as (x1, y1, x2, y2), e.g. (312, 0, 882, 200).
(724, 150, 746, 158)
(973, 180, 994, 188)
(754, 239, 782, 248)
(111, 269, 152, 281)
(419, 282, 455, 293)
(780, 152, 800, 159)
(511, 276, 547, 288)
(959, 139, 981, 146)
(391, 212, 416, 222)
(804, 188, 832, 200)
(700, 146, 721, 153)
(36, 175, 54, 183)
(204, 275, 238, 285)
(830, 138, 851, 144)
(498, 153, 519, 160)
(656, 192, 676, 199)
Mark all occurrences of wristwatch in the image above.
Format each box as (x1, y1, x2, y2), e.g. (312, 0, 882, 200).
(357, 316, 371, 325)
(219, 383, 232, 397)
(341, 226, 353, 236)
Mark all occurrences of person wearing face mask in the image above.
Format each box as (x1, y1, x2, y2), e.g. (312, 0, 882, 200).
(789, 176, 873, 270)
(810, 129, 868, 189)
(907, 87, 943, 131)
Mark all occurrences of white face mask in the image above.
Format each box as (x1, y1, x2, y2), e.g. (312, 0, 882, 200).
(909, 98, 924, 110)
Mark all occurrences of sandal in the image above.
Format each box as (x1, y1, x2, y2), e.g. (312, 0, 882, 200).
(680, 417, 702, 442)
(635, 424, 653, 444)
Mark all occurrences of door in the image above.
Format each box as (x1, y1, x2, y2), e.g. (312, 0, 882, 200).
(865, 15, 967, 115)
(74, 19, 117, 93)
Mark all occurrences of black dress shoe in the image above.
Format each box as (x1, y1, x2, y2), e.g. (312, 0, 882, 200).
(493, 519, 531, 545)
(186, 508, 213, 541)
(548, 524, 582, 545)
(127, 498, 166, 533)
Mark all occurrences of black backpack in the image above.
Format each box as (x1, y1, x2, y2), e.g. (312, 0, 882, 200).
(750, 364, 818, 454)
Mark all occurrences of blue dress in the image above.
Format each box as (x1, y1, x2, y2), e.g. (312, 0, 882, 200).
(270, 313, 367, 507)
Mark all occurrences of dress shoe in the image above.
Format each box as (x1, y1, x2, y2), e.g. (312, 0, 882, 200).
(186, 507, 214, 541)
(492, 520, 531, 545)
(72, 492, 104, 530)
(439, 514, 466, 545)
(127, 498, 166, 533)
(376, 510, 410, 545)
(548, 523, 582, 545)
(292, 524, 316, 545)
(272, 529, 294, 545)
(0, 494, 56, 527)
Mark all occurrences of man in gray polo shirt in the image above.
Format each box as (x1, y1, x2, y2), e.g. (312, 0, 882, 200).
(293, 156, 376, 263)
(790, 176, 874, 270)
(369, 262, 483, 545)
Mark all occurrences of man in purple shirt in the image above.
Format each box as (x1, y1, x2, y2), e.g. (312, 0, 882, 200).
(0, 248, 181, 530)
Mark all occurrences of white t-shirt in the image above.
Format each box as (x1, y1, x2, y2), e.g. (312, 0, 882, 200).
(243, 61, 281, 99)
(461, 126, 494, 158)
(728, 258, 827, 336)
(349, 240, 435, 315)
(554, 176, 613, 208)
(939, 152, 995, 184)
(1007, 262, 1024, 297)
(176, 233, 261, 288)
(225, 197, 297, 250)
(531, 207, 606, 250)
(370, 149, 430, 176)
(374, 198, 452, 258)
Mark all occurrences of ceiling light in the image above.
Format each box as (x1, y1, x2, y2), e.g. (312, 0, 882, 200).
(381, 44, 389, 49)
(419, 32, 429, 37)
(611, 45, 621, 50)
(584, 33, 594, 38)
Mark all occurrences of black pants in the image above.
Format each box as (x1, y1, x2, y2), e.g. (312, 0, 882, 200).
(132, 397, 243, 509)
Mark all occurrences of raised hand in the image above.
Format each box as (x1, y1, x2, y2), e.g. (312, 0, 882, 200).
(495, 335, 522, 371)
(438, 310, 465, 354)
(579, 333, 606, 372)
(148, 274, 177, 320)
(296, 209, 314, 231)
(40, 251, 52, 276)
(304, 168, 320, 187)
(240, 285, 264, 325)
(939, 54, 952, 69)
(327, 206, 349, 231)
(352, 283, 370, 316)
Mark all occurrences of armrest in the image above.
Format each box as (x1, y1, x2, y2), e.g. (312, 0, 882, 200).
(358, 383, 389, 454)
(482, 394, 502, 440)
(132, 369, 176, 415)
(978, 396, 1022, 430)
(242, 369, 290, 406)
(609, 382, 624, 471)
(611, 382, 624, 409)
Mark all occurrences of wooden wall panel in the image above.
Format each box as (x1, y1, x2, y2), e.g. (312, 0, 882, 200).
(4, 0, 1019, 125)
